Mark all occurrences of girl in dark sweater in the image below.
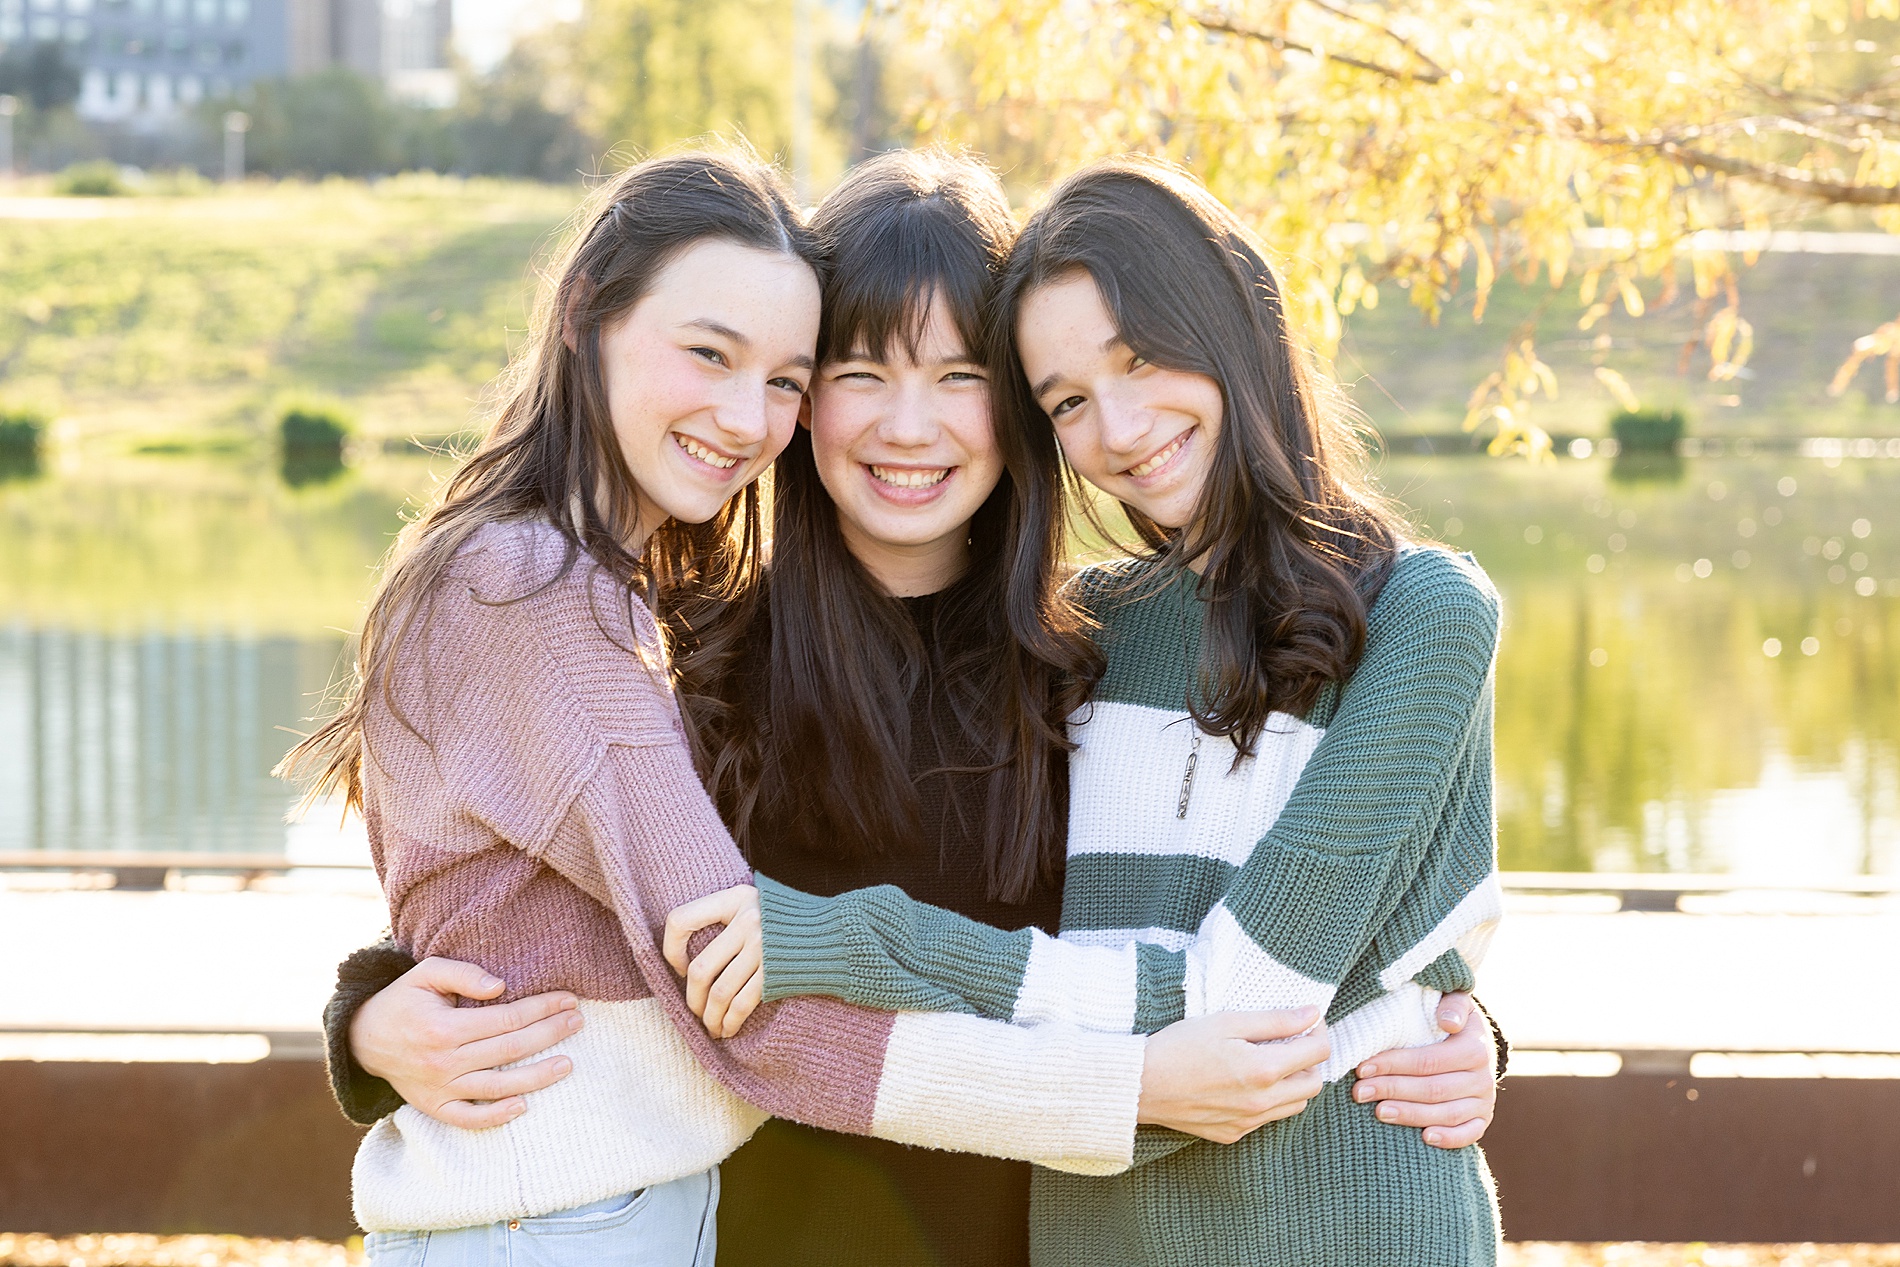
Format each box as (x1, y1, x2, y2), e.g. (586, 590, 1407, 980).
(322, 151, 1501, 1267)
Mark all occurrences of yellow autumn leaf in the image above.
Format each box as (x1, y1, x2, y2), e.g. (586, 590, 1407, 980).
(1594, 366, 1641, 412)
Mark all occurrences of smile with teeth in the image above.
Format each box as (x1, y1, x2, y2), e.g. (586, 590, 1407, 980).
(677, 434, 740, 470)
(1126, 430, 1191, 479)
(869, 465, 951, 489)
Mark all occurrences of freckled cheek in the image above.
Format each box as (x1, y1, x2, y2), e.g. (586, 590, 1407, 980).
(809, 398, 883, 473)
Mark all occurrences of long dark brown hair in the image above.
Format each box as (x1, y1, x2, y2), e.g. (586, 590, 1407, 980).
(994, 156, 1403, 754)
(676, 149, 1100, 904)
(281, 151, 821, 809)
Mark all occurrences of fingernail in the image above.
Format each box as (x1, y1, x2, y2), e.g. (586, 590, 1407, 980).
(1359, 1062, 1379, 1078)
(554, 1057, 572, 1074)
(1423, 1129, 1439, 1145)
(507, 1101, 526, 1119)
(565, 1013, 582, 1032)
(1352, 1083, 1373, 1102)
(1377, 1103, 1398, 1122)
(480, 975, 503, 991)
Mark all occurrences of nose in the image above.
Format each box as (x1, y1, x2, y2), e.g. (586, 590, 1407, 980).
(878, 378, 939, 448)
(713, 378, 773, 448)
(1095, 389, 1151, 457)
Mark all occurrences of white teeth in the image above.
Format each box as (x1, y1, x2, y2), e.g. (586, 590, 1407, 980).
(678, 435, 739, 470)
(869, 465, 950, 489)
(1128, 432, 1189, 479)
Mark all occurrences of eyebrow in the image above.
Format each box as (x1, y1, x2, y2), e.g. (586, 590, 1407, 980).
(1030, 334, 1124, 400)
(687, 317, 814, 372)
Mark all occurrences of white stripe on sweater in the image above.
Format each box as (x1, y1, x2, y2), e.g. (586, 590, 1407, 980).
(1013, 929, 1140, 1031)
(1318, 981, 1446, 1084)
(1060, 926, 1194, 953)
(1183, 903, 1335, 1019)
(1067, 702, 1323, 866)
(1378, 872, 1505, 992)
(353, 997, 765, 1232)
(872, 1012, 1146, 1176)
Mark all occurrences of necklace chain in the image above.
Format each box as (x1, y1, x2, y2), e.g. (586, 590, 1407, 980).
(1176, 578, 1201, 820)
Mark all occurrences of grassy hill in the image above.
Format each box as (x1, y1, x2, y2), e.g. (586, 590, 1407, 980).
(3, 178, 1897, 456)
(0, 176, 579, 453)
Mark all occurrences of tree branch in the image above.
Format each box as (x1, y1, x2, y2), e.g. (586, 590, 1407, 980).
(1646, 139, 1900, 205)
(1189, 10, 1446, 83)
(1296, 0, 1449, 82)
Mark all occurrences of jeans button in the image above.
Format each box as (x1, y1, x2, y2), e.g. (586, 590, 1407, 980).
(508, 1220, 521, 1231)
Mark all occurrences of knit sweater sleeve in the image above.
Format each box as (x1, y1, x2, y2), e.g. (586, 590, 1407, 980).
(400, 522, 1147, 1175)
(755, 549, 1501, 1035)
(322, 937, 418, 1126)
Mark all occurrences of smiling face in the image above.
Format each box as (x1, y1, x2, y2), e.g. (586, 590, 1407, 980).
(1017, 270, 1224, 532)
(807, 293, 1004, 596)
(598, 237, 821, 547)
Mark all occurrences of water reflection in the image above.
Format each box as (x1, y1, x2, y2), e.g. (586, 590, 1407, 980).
(1390, 453, 1899, 879)
(0, 627, 343, 856)
(0, 449, 1894, 877)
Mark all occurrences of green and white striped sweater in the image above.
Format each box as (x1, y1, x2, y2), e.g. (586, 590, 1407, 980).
(759, 546, 1505, 1266)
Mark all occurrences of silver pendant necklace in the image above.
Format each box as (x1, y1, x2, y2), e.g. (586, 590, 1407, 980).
(1176, 580, 1201, 820)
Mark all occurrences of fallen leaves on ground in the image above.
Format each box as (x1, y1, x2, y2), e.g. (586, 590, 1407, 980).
(0, 1235, 362, 1266)
(3, 1237, 1898, 1266)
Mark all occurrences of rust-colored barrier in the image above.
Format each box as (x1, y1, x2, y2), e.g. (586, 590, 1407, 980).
(1483, 1073, 1900, 1242)
(2, 1061, 1897, 1243)
(0, 1062, 363, 1240)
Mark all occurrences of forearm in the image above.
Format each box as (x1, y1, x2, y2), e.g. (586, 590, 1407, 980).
(547, 745, 1144, 1172)
(323, 939, 417, 1126)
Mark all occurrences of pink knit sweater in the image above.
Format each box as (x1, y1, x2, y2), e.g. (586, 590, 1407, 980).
(349, 519, 1148, 1232)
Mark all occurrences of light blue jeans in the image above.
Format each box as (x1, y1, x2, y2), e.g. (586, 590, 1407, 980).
(362, 1168, 719, 1267)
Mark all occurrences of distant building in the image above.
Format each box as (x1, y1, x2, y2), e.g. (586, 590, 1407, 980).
(0, 0, 451, 124)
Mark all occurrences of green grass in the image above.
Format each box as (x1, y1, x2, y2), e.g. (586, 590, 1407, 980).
(4, 176, 1896, 455)
(0, 175, 580, 456)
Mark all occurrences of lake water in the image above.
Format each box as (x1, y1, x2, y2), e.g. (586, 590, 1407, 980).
(1, 446, 1894, 878)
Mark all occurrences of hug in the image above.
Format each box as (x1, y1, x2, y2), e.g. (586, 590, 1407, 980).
(282, 146, 1506, 1267)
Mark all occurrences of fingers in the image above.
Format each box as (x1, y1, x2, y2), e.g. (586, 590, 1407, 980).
(1422, 1117, 1492, 1150)
(665, 886, 757, 975)
(443, 1055, 576, 1104)
(1373, 1095, 1492, 1131)
(437, 989, 579, 1050)
(717, 968, 763, 1038)
(685, 907, 760, 1022)
(457, 1005, 585, 1072)
(408, 956, 507, 1002)
(425, 1095, 527, 1130)
(1354, 1067, 1490, 1109)
(702, 952, 759, 1038)
(1211, 1005, 1322, 1044)
(1358, 1021, 1489, 1080)
(1248, 1026, 1331, 1083)
(1435, 990, 1477, 1035)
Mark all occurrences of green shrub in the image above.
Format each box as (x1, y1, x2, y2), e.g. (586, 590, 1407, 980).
(0, 408, 46, 481)
(54, 160, 130, 197)
(279, 404, 351, 487)
(280, 404, 351, 451)
(0, 407, 47, 454)
(1610, 407, 1687, 453)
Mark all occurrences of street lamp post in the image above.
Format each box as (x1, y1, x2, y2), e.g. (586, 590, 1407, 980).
(223, 110, 249, 183)
(0, 95, 20, 180)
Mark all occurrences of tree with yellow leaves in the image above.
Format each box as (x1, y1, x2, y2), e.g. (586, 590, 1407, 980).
(894, 0, 1900, 451)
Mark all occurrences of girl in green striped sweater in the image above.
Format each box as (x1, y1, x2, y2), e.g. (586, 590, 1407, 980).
(678, 157, 1505, 1266)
